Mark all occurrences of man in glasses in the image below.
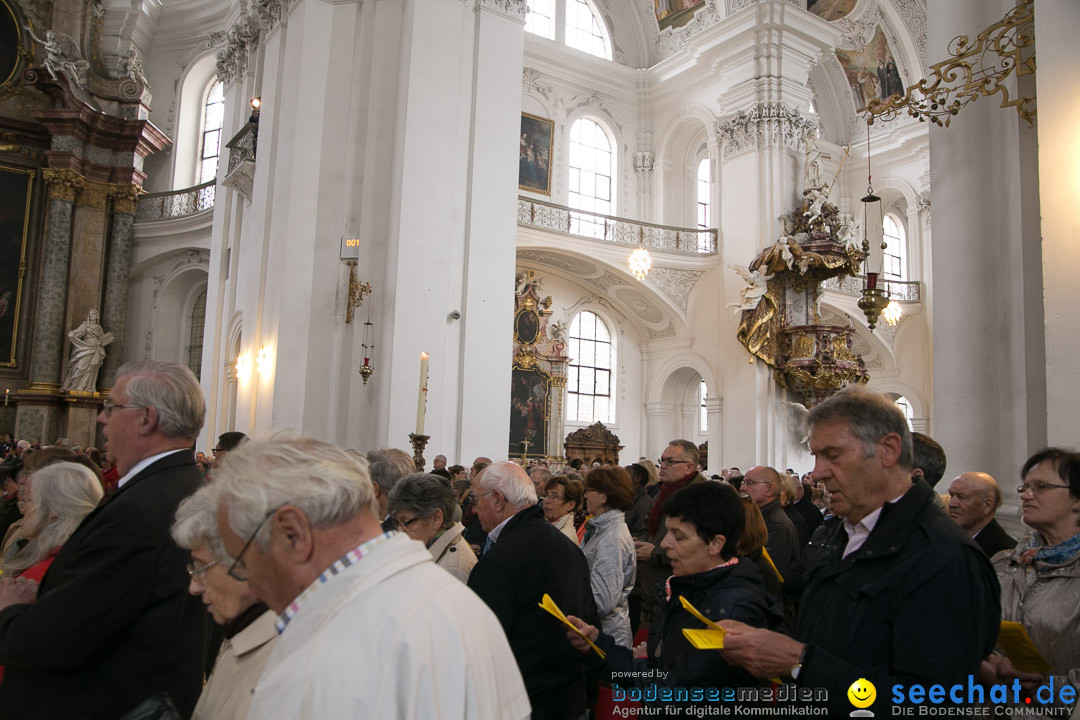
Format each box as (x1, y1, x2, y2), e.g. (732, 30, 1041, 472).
(742, 465, 799, 581)
(213, 436, 530, 719)
(718, 387, 999, 718)
(634, 439, 704, 628)
(0, 360, 207, 720)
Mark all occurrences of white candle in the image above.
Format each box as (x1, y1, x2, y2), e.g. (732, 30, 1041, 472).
(416, 352, 429, 435)
(3, 389, 7, 407)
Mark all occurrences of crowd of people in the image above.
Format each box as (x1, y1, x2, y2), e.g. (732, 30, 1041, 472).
(0, 362, 1074, 719)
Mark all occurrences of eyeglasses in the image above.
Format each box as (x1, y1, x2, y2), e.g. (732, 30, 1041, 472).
(541, 494, 567, 503)
(742, 479, 771, 487)
(101, 401, 145, 418)
(187, 560, 219, 580)
(212, 448, 224, 454)
(1016, 482, 1070, 496)
(658, 458, 691, 467)
(396, 515, 422, 531)
(227, 506, 281, 581)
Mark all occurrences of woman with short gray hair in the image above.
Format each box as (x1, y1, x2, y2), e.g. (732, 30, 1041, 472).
(171, 485, 277, 720)
(388, 473, 477, 583)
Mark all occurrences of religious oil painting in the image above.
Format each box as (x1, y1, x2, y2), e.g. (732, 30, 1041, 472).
(0, 166, 33, 366)
(509, 365, 550, 458)
(0, 0, 21, 89)
(835, 26, 905, 112)
(519, 113, 554, 196)
(807, 0, 858, 22)
(654, 0, 705, 32)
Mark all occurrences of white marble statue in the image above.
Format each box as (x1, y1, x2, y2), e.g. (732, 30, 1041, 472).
(25, 27, 89, 89)
(727, 264, 773, 314)
(61, 310, 115, 393)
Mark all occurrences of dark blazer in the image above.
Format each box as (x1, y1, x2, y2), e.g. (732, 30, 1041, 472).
(0, 450, 207, 720)
(974, 517, 1016, 558)
(467, 505, 597, 719)
(795, 479, 1000, 718)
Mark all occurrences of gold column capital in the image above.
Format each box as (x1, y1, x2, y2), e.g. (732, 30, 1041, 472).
(42, 168, 85, 203)
(110, 184, 144, 215)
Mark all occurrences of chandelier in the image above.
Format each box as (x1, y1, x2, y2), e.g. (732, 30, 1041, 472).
(629, 246, 652, 281)
(857, 128, 890, 332)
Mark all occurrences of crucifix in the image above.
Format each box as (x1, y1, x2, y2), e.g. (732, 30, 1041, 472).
(520, 438, 531, 462)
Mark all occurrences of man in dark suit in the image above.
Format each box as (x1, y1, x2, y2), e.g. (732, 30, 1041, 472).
(947, 471, 1016, 557)
(743, 465, 800, 580)
(467, 461, 596, 720)
(0, 360, 208, 719)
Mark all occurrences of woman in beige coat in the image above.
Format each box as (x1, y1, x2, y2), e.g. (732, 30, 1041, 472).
(542, 475, 584, 546)
(388, 473, 477, 582)
(172, 486, 278, 720)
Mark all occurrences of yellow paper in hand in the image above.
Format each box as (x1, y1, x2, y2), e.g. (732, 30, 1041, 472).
(761, 548, 784, 583)
(678, 595, 724, 631)
(998, 621, 1053, 675)
(683, 628, 726, 649)
(538, 593, 606, 659)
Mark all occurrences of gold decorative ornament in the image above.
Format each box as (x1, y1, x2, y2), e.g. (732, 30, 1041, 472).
(42, 168, 85, 202)
(110, 184, 144, 214)
(513, 351, 537, 370)
(78, 181, 111, 210)
(344, 261, 372, 325)
(865, 0, 1035, 128)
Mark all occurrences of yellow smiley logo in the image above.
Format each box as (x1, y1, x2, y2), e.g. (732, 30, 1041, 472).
(847, 678, 876, 709)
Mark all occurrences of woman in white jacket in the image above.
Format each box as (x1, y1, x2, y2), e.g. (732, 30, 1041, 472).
(388, 473, 477, 583)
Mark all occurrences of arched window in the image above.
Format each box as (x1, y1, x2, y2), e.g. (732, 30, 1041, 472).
(525, 0, 612, 61)
(187, 289, 207, 381)
(696, 157, 711, 229)
(567, 310, 614, 423)
(198, 79, 225, 184)
(699, 378, 708, 433)
(568, 117, 613, 239)
(893, 394, 915, 430)
(882, 213, 907, 281)
(525, 0, 555, 39)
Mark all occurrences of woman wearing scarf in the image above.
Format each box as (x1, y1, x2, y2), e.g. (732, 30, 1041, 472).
(984, 447, 1080, 711)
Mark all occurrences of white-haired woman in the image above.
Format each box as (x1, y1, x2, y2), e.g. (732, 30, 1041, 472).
(0, 462, 102, 682)
(171, 485, 277, 720)
(388, 473, 477, 583)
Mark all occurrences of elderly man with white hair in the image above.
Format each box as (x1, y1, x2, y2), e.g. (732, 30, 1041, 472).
(467, 461, 596, 720)
(213, 435, 530, 720)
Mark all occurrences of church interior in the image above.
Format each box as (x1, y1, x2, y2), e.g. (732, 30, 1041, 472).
(0, 0, 1075, 537)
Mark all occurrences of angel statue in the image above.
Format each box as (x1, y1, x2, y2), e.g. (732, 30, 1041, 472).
(24, 27, 89, 88)
(727, 264, 773, 314)
(548, 319, 568, 345)
(119, 47, 149, 88)
(61, 310, 115, 393)
(836, 214, 859, 253)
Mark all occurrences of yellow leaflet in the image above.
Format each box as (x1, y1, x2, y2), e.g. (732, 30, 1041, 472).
(538, 593, 606, 660)
(683, 628, 726, 649)
(998, 621, 1053, 675)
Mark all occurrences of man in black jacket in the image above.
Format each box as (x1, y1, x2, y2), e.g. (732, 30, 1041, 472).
(947, 471, 1016, 557)
(467, 461, 596, 720)
(0, 360, 208, 720)
(718, 387, 1000, 718)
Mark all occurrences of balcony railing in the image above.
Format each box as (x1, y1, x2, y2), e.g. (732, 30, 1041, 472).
(822, 274, 921, 303)
(518, 196, 717, 255)
(135, 181, 216, 221)
(226, 122, 258, 174)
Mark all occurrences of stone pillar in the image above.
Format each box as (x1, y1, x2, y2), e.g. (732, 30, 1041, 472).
(28, 169, 82, 390)
(644, 401, 674, 460)
(99, 185, 141, 389)
(705, 396, 723, 472)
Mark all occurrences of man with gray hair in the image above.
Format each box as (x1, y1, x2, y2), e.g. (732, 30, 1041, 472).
(366, 447, 416, 533)
(528, 465, 553, 496)
(215, 436, 530, 719)
(742, 465, 800, 579)
(718, 386, 1000, 717)
(467, 461, 596, 720)
(0, 360, 208, 719)
(947, 472, 1016, 557)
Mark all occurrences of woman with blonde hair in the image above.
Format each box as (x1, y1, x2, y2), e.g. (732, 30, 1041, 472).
(0, 462, 102, 581)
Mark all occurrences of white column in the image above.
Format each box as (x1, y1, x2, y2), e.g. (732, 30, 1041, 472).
(644, 401, 674, 460)
(705, 396, 723, 473)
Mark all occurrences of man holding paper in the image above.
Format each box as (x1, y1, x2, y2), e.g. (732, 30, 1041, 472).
(718, 387, 1000, 718)
(467, 461, 596, 720)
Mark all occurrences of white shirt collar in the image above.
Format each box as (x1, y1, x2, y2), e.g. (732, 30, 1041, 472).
(117, 449, 188, 488)
(841, 487, 910, 558)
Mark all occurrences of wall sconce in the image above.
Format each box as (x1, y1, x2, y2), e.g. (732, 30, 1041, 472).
(256, 345, 271, 375)
(359, 317, 375, 385)
(236, 352, 251, 382)
(249, 97, 261, 124)
(345, 261, 372, 324)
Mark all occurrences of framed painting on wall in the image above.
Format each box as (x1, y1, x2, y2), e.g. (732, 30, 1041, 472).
(654, 0, 705, 32)
(519, 113, 553, 196)
(0, 165, 33, 367)
(509, 364, 550, 458)
(835, 26, 905, 112)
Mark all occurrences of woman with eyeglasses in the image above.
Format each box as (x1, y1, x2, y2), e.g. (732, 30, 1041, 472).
(541, 475, 584, 546)
(171, 485, 277, 720)
(0, 462, 102, 682)
(387, 473, 477, 583)
(981, 448, 1080, 706)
